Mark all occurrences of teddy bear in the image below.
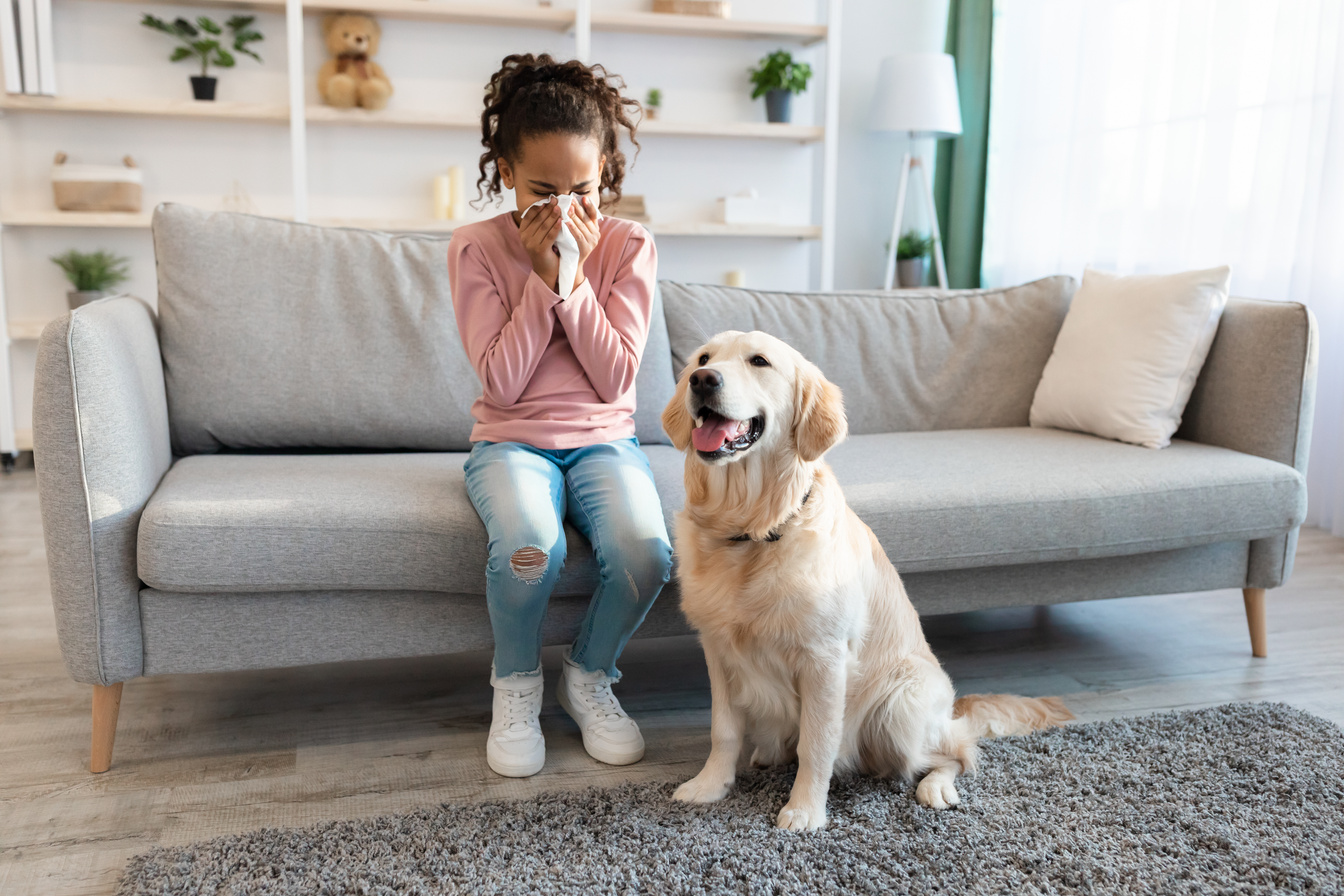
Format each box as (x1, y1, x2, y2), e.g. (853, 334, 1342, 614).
(317, 14, 393, 110)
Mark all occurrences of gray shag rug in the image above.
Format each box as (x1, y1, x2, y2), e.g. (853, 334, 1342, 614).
(118, 703, 1344, 895)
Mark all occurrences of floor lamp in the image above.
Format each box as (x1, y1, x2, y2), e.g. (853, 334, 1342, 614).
(870, 53, 963, 289)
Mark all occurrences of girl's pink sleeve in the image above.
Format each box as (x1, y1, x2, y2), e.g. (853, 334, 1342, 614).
(448, 237, 560, 408)
(553, 227, 657, 404)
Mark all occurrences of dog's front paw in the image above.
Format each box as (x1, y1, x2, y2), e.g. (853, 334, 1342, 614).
(915, 776, 961, 810)
(673, 772, 732, 804)
(776, 801, 827, 831)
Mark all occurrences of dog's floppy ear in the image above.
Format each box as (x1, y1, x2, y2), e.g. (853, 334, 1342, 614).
(662, 365, 695, 452)
(793, 361, 847, 462)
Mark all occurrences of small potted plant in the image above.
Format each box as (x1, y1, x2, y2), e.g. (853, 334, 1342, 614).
(895, 231, 934, 288)
(51, 250, 131, 309)
(645, 88, 662, 121)
(141, 14, 264, 101)
(749, 49, 813, 124)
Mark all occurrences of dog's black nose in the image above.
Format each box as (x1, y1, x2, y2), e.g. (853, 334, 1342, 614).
(689, 368, 723, 395)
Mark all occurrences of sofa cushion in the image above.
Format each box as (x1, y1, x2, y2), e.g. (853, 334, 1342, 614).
(658, 276, 1075, 435)
(137, 446, 686, 596)
(152, 204, 674, 455)
(827, 428, 1305, 573)
(137, 429, 1303, 595)
(1030, 266, 1230, 449)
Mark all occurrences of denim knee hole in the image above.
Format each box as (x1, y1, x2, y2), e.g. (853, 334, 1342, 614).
(509, 546, 549, 585)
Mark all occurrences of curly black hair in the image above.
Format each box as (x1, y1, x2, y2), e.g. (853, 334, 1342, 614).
(474, 53, 641, 209)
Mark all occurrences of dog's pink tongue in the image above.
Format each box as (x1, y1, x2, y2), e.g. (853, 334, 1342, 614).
(692, 417, 742, 453)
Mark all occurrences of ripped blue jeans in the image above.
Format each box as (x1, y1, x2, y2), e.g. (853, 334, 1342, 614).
(462, 437, 673, 679)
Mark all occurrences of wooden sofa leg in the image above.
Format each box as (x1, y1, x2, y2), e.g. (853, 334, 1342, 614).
(91, 682, 124, 773)
(1242, 588, 1267, 659)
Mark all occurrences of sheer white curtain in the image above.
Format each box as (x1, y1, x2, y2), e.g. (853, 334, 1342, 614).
(982, 0, 1344, 534)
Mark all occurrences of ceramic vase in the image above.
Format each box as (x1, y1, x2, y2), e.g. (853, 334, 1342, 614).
(765, 89, 792, 123)
(191, 76, 217, 101)
(897, 258, 926, 288)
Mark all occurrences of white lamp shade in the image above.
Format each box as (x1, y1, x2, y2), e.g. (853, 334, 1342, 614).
(869, 53, 963, 137)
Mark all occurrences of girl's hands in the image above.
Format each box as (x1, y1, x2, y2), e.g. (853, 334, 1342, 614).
(518, 199, 563, 291)
(517, 194, 602, 294)
(567, 194, 602, 289)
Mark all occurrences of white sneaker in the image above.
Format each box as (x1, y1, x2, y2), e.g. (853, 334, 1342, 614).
(557, 652, 645, 766)
(487, 672, 545, 778)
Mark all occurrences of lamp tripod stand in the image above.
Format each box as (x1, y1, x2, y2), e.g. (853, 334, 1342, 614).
(882, 147, 949, 290)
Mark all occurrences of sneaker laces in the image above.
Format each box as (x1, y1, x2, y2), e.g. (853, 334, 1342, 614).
(496, 687, 540, 735)
(574, 678, 635, 731)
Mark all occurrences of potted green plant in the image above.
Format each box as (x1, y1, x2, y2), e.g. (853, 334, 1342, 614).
(645, 87, 662, 121)
(895, 231, 934, 288)
(51, 250, 131, 309)
(140, 14, 264, 101)
(749, 49, 813, 124)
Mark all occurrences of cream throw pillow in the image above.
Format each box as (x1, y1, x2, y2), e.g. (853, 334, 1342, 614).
(1029, 266, 1230, 449)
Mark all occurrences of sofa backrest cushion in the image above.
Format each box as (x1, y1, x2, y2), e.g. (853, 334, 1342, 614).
(153, 204, 673, 454)
(658, 276, 1076, 434)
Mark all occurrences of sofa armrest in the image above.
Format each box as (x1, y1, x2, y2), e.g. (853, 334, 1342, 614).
(1179, 298, 1318, 469)
(33, 295, 173, 685)
(1177, 297, 1318, 587)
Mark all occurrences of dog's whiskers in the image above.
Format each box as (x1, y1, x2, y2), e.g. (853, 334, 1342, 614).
(687, 312, 713, 346)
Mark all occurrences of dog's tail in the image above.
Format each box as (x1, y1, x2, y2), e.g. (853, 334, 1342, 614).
(952, 694, 1074, 738)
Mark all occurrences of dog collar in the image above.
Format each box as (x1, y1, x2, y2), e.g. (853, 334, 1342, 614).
(728, 487, 812, 543)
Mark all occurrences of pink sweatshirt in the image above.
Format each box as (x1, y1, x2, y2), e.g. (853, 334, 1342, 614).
(447, 210, 658, 449)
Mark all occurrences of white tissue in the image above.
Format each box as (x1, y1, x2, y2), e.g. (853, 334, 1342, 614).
(521, 193, 602, 298)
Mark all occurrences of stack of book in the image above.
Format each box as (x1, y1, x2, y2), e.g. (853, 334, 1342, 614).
(2, 0, 57, 95)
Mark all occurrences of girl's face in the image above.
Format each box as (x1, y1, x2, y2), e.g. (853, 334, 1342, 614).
(498, 132, 606, 213)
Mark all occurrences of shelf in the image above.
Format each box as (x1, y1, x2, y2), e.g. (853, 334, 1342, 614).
(638, 119, 822, 142)
(303, 0, 573, 28)
(9, 319, 50, 341)
(0, 211, 820, 239)
(0, 210, 154, 227)
(302, 105, 477, 129)
(590, 10, 826, 43)
(0, 93, 288, 122)
(308, 108, 822, 141)
(308, 107, 824, 142)
(0, 95, 824, 141)
(80, 0, 286, 11)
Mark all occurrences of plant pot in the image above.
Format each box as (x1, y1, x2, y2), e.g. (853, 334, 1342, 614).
(645, 107, 659, 120)
(67, 289, 109, 309)
(764, 89, 792, 124)
(897, 257, 926, 288)
(191, 76, 217, 101)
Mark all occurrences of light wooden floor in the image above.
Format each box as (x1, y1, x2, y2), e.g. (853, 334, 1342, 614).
(2, 456, 1343, 895)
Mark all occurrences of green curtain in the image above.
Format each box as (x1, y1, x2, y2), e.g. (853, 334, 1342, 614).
(933, 0, 994, 289)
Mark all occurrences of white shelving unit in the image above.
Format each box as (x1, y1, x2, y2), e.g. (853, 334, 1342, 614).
(0, 93, 826, 140)
(0, 0, 842, 460)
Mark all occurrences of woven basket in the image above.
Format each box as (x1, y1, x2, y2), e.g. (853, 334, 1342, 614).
(51, 152, 143, 213)
(651, 0, 730, 17)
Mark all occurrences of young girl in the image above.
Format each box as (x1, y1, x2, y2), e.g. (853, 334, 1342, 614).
(447, 53, 673, 778)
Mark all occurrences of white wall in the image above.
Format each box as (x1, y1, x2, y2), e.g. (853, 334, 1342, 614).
(1, 0, 940, 439)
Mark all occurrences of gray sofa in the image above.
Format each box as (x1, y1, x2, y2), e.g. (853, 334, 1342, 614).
(33, 204, 1317, 773)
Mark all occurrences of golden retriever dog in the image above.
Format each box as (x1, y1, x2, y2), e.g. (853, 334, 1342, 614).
(661, 330, 1073, 831)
